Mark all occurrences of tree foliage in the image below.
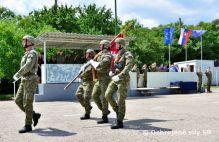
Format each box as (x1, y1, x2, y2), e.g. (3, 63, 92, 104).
(0, 6, 15, 20)
(29, 5, 80, 33)
(77, 4, 119, 35)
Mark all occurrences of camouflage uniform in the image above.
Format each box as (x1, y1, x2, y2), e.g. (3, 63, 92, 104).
(131, 64, 140, 86)
(75, 63, 94, 115)
(196, 69, 202, 92)
(92, 49, 112, 117)
(205, 69, 212, 92)
(105, 48, 133, 122)
(142, 64, 148, 87)
(14, 47, 38, 126)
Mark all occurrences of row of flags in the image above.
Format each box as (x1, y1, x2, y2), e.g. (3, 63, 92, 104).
(164, 28, 206, 46)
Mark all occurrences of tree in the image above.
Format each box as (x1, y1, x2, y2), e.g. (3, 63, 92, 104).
(0, 20, 24, 80)
(0, 6, 15, 20)
(124, 20, 164, 67)
(29, 5, 80, 33)
(0, 16, 56, 82)
(77, 4, 120, 35)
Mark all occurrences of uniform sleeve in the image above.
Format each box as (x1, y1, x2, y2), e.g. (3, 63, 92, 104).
(80, 65, 92, 77)
(117, 52, 133, 79)
(96, 54, 112, 72)
(15, 53, 37, 78)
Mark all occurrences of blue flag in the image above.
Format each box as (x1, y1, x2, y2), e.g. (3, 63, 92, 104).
(164, 28, 174, 45)
(192, 30, 206, 38)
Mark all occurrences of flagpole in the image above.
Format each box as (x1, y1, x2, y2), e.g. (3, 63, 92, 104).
(185, 45, 187, 61)
(169, 44, 171, 70)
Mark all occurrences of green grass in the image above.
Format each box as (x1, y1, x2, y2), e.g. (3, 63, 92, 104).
(211, 85, 219, 88)
(0, 94, 14, 101)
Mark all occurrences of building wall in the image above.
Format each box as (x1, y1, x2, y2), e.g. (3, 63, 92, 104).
(175, 60, 219, 85)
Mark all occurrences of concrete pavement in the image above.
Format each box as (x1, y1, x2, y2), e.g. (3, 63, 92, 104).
(0, 89, 219, 142)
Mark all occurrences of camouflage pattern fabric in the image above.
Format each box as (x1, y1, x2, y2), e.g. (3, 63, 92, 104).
(196, 71, 202, 92)
(14, 48, 38, 125)
(75, 64, 94, 115)
(92, 49, 112, 116)
(205, 70, 212, 91)
(105, 48, 133, 121)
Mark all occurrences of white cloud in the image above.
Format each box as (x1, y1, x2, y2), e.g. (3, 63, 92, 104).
(121, 13, 159, 28)
(201, 0, 215, 4)
(140, 19, 160, 28)
(0, 0, 54, 15)
(1, 0, 27, 15)
(215, 12, 219, 19)
(31, 1, 54, 10)
(139, 0, 198, 16)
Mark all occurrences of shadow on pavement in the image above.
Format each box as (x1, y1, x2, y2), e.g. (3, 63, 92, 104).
(82, 117, 119, 128)
(124, 118, 173, 132)
(32, 127, 77, 137)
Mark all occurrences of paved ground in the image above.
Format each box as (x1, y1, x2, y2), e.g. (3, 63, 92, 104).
(0, 89, 219, 142)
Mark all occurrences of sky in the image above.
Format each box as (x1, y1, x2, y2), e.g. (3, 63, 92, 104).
(0, 0, 219, 28)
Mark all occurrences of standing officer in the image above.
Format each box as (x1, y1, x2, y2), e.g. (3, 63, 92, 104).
(205, 67, 212, 93)
(13, 35, 41, 133)
(105, 38, 133, 129)
(90, 40, 112, 124)
(131, 64, 140, 87)
(75, 49, 95, 120)
(142, 64, 148, 87)
(196, 67, 203, 93)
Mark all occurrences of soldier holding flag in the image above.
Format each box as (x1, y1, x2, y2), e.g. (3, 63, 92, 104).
(105, 38, 133, 129)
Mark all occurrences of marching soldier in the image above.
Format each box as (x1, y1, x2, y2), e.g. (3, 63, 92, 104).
(205, 67, 212, 93)
(13, 35, 41, 133)
(75, 49, 95, 120)
(89, 40, 112, 124)
(105, 38, 133, 129)
(196, 67, 203, 93)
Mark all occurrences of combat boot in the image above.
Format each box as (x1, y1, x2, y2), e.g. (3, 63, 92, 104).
(97, 116, 108, 124)
(33, 112, 41, 127)
(80, 114, 90, 120)
(111, 120, 123, 129)
(19, 125, 32, 133)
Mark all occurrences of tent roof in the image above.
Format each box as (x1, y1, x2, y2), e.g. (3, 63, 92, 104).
(35, 32, 134, 49)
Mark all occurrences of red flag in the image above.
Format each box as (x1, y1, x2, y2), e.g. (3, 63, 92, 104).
(110, 33, 124, 55)
(109, 33, 124, 72)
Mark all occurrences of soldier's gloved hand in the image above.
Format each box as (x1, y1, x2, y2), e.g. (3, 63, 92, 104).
(13, 73, 19, 81)
(112, 75, 119, 82)
(90, 59, 100, 69)
(109, 71, 114, 77)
